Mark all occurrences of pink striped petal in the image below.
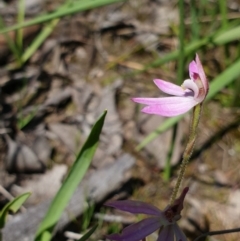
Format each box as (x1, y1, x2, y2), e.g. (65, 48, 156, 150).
(141, 97, 198, 117)
(132, 97, 168, 105)
(105, 200, 163, 216)
(153, 79, 185, 96)
(195, 54, 209, 94)
(106, 217, 161, 241)
(157, 225, 174, 241)
(173, 224, 188, 241)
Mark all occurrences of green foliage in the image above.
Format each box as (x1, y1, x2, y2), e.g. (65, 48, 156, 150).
(107, 222, 121, 235)
(0, 0, 126, 68)
(17, 106, 39, 130)
(77, 224, 98, 241)
(81, 201, 95, 231)
(34, 110, 107, 241)
(0, 193, 31, 229)
(177, 0, 185, 85)
(16, 0, 25, 53)
(0, 0, 126, 34)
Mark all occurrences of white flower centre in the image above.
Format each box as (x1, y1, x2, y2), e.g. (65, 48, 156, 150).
(181, 79, 199, 98)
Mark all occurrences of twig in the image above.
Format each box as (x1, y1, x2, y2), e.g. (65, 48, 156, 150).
(0, 185, 14, 201)
(193, 227, 240, 241)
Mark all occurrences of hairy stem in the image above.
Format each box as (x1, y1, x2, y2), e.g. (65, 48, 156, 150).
(170, 103, 202, 204)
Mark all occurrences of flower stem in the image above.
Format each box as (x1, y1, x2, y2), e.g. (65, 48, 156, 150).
(170, 103, 202, 204)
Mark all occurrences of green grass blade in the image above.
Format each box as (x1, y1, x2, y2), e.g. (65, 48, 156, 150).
(81, 201, 95, 231)
(78, 224, 98, 241)
(190, 0, 200, 41)
(0, 0, 126, 34)
(213, 25, 240, 45)
(21, 18, 59, 63)
(163, 126, 176, 181)
(0, 193, 31, 229)
(21, 0, 73, 64)
(177, 0, 185, 85)
(17, 106, 39, 129)
(34, 110, 107, 241)
(136, 115, 183, 151)
(137, 57, 240, 150)
(140, 37, 208, 72)
(16, 0, 25, 52)
(139, 23, 240, 74)
(206, 58, 240, 100)
(0, 17, 22, 64)
(219, 0, 228, 29)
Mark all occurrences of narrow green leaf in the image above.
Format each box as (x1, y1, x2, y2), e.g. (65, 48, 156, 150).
(20, 0, 72, 64)
(219, 0, 228, 29)
(190, 0, 200, 41)
(213, 25, 240, 45)
(136, 115, 183, 151)
(78, 224, 98, 241)
(18, 106, 39, 129)
(137, 58, 240, 150)
(34, 110, 107, 241)
(21, 18, 59, 63)
(138, 22, 240, 74)
(139, 37, 208, 73)
(0, 193, 31, 229)
(16, 0, 25, 52)
(0, 17, 22, 64)
(177, 0, 185, 85)
(0, 0, 126, 34)
(206, 58, 240, 100)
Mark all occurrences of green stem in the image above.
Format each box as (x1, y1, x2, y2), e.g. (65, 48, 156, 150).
(219, 0, 228, 29)
(170, 104, 202, 204)
(190, 0, 199, 41)
(16, 0, 25, 53)
(163, 124, 177, 181)
(21, 18, 59, 63)
(177, 0, 185, 85)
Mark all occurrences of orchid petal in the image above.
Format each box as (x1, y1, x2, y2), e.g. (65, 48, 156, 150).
(189, 60, 198, 80)
(182, 79, 199, 98)
(105, 200, 163, 216)
(132, 97, 169, 105)
(157, 225, 174, 241)
(154, 79, 185, 96)
(106, 217, 161, 241)
(141, 97, 198, 117)
(195, 54, 209, 94)
(132, 54, 208, 118)
(173, 223, 188, 241)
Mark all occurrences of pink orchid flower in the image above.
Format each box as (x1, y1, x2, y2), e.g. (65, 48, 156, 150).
(132, 54, 208, 117)
(106, 187, 189, 241)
